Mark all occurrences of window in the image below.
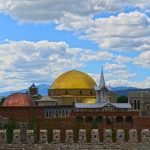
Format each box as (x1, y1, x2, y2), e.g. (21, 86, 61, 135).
(80, 91, 82, 95)
(66, 91, 68, 95)
(130, 100, 133, 109)
(137, 100, 140, 110)
(45, 111, 49, 118)
(134, 100, 136, 110)
(146, 105, 149, 112)
(90, 91, 93, 95)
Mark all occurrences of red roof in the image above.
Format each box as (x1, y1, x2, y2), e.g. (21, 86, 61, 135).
(3, 93, 36, 107)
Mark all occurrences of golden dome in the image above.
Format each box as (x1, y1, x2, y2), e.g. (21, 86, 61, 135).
(51, 70, 96, 89)
(81, 98, 96, 104)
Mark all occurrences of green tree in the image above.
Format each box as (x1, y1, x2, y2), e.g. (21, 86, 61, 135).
(117, 96, 128, 103)
(5, 119, 19, 143)
(28, 117, 38, 143)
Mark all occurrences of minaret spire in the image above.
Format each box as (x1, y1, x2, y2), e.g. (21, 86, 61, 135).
(99, 66, 105, 88)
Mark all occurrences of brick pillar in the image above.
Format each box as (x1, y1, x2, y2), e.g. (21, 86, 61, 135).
(141, 129, 150, 144)
(52, 129, 60, 143)
(129, 129, 138, 143)
(0, 130, 7, 144)
(103, 116, 106, 128)
(113, 116, 116, 128)
(104, 129, 112, 143)
(27, 130, 34, 144)
(78, 129, 86, 143)
(91, 129, 100, 143)
(116, 129, 125, 143)
(39, 129, 48, 144)
(65, 130, 73, 144)
(13, 129, 21, 144)
(123, 116, 126, 128)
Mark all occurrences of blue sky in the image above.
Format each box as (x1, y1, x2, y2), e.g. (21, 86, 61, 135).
(0, 0, 150, 92)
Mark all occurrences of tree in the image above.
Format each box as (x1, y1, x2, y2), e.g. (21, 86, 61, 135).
(5, 119, 19, 143)
(117, 96, 128, 103)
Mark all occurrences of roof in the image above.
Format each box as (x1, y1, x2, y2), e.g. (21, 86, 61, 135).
(3, 92, 36, 107)
(31, 83, 36, 88)
(51, 70, 96, 89)
(75, 102, 131, 109)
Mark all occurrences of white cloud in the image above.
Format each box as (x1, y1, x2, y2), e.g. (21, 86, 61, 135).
(56, 13, 94, 31)
(104, 63, 136, 79)
(0, 0, 119, 23)
(113, 55, 132, 64)
(0, 0, 149, 23)
(90, 72, 150, 89)
(107, 77, 150, 88)
(134, 51, 150, 68)
(80, 50, 113, 61)
(82, 12, 150, 51)
(0, 40, 84, 92)
(104, 63, 126, 71)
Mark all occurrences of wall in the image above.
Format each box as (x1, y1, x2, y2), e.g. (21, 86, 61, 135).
(0, 128, 150, 150)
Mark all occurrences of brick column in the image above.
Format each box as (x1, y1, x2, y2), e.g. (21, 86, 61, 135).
(113, 116, 116, 128)
(103, 116, 106, 128)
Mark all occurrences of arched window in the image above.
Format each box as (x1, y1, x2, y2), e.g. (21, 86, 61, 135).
(116, 116, 123, 123)
(95, 116, 103, 124)
(85, 116, 93, 123)
(66, 91, 68, 95)
(75, 116, 83, 123)
(126, 116, 133, 124)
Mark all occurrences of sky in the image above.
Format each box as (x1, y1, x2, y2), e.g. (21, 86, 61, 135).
(0, 0, 150, 92)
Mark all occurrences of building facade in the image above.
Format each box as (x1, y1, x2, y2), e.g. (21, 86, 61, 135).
(128, 91, 150, 117)
(0, 68, 150, 140)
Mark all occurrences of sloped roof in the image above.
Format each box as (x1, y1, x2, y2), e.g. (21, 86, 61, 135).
(75, 102, 131, 109)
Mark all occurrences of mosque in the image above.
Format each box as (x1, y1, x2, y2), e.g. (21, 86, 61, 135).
(0, 68, 150, 133)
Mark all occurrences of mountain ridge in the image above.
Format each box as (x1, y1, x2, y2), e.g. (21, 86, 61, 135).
(0, 84, 149, 97)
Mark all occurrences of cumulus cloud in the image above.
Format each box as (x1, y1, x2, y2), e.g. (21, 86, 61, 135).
(113, 55, 133, 64)
(90, 72, 150, 89)
(0, 0, 119, 23)
(82, 12, 150, 51)
(56, 11, 150, 54)
(134, 51, 150, 68)
(0, 1, 149, 91)
(0, 40, 84, 92)
(0, 0, 149, 23)
(107, 76, 150, 88)
(89, 71, 150, 89)
(80, 50, 113, 61)
(104, 63, 136, 79)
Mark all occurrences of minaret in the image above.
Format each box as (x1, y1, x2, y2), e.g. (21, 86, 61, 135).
(94, 67, 109, 103)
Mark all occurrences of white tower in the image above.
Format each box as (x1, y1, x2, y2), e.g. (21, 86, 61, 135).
(94, 67, 109, 103)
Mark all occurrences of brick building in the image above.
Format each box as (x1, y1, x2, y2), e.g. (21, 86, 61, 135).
(0, 68, 150, 140)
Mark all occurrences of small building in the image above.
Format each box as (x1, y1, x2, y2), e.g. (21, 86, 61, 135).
(36, 96, 57, 106)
